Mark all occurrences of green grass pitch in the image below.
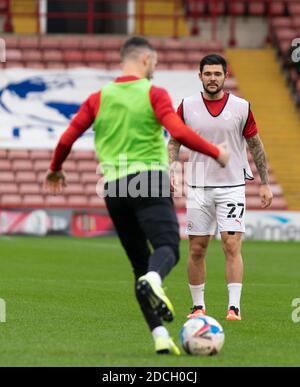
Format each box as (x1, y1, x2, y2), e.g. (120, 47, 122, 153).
(0, 236, 300, 366)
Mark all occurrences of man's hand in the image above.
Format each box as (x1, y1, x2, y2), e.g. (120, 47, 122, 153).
(43, 170, 67, 195)
(216, 143, 230, 167)
(259, 184, 273, 208)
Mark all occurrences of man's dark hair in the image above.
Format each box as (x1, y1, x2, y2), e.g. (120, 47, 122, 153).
(199, 54, 227, 74)
(120, 36, 154, 60)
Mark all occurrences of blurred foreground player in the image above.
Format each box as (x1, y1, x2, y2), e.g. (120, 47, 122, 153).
(44, 37, 229, 354)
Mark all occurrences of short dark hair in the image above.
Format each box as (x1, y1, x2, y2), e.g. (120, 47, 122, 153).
(199, 54, 227, 74)
(120, 36, 154, 60)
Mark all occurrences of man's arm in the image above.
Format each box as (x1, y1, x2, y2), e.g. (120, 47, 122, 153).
(150, 87, 229, 166)
(246, 134, 273, 208)
(168, 137, 181, 165)
(167, 138, 181, 192)
(44, 92, 100, 194)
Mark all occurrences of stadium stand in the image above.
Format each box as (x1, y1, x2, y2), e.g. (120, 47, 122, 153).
(0, 33, 288, 211)
(0, 1, 293, 211)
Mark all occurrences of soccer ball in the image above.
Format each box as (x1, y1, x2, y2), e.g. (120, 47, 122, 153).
(179, 316, 225, 356)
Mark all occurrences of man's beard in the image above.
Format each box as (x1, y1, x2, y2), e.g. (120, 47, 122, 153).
(203, 83, 224, 95)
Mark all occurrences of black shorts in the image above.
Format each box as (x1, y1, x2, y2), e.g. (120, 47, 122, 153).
(104, 171, 180, 275)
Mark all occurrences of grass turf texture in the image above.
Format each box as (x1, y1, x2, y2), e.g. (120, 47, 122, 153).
(0, 236, 300, 366)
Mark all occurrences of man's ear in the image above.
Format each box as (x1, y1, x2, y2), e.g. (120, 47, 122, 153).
(142, 52, 151, 66)
(198, 72, 202, 81)
(225, 71, 229, 80)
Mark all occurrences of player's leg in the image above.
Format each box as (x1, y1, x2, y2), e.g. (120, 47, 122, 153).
(220, 231, 243, 320)
(105, 194, 175, 353)
(186, 187, 216, 318)
(216, 186, 245, 320)
(135, 195, 180, 323)
(187, 235, 210, 318)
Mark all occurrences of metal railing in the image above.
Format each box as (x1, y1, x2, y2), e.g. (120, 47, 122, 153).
(0, 0, 293, 43)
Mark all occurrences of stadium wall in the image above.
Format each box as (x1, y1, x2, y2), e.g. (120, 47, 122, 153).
(1, 209, 300, 241)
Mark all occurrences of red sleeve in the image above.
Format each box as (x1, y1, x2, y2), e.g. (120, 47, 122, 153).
(50, 92, 100, 171)
(243, 109, 258, 139)
(176, 102, 184, 121)
(150, 86, 219, 159)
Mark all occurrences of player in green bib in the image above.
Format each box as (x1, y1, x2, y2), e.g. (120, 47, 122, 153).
(45, 37, 229, 355)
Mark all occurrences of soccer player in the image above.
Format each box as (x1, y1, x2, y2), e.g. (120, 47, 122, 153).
(168, 54, 273, 321)
(44, 37, 229, 354)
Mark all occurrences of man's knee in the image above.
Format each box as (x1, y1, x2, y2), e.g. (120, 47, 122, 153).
(189, 238, 209, 261)
(222, 238, 240, 257)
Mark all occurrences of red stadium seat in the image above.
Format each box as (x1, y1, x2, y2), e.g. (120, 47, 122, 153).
(62, 37, 81, 49)
(45, 195, 67, 206)
(147, 38, 163, 50)
(288, 3, 300, 16)
(208, 1, 226, 15)
(67, 195, 88, 207)
(18, 36, 39, 49)
(6, 49, 22, 61)
(80, 37, 102, 49)
(8, 150, 30, 160)
(291, 17, 300, 30)
(43, 50, 63, 62)
(225, 78, 238, 91)
(164, 51, 186, 63)
(77, 160, 97, 172)
(23, 195, 45, 206)
(170, 63, 192, 70)
(249, 2, 266, 16)
(0, 183, 18, 194)
(0, 171, 14, 182)
(5, 62, 24, 68)
(86, 184, 97, 195)
(278, 40, 292, 56)
(22, 50, 43, 61)
(63, 160, 77, 172)
(64, 184, 84, 195)
(271, 18, 292, 30)
(269, 2, 285, 16)
(15, 171, 36, 183)
(103, 51, 121, 63)
(25, 62, 45, 69)
(39, 36, 61, 49)
(32, 160, 49, 172)
(70, 151, 96, 161)
(84, 51, 105, 62)
(30, 150, 51, 160)
(19, 184, 40, 194)
(228, 1, 246, 16)
(81, 172, 99, 184)
(63, 50, 84, 63)
(63, 172, 80, 183)
(0, 159, 11, 169)
(0, 149, 7, 159)
(96, 37, 124, 50)
(3, 35, 19, 49)
(161, 39, 184, 51)
(0, 194, 22, 206)
(88, 195, 106, 207)
(275, 28, 298, 41)
(12, 160, 33, 171)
